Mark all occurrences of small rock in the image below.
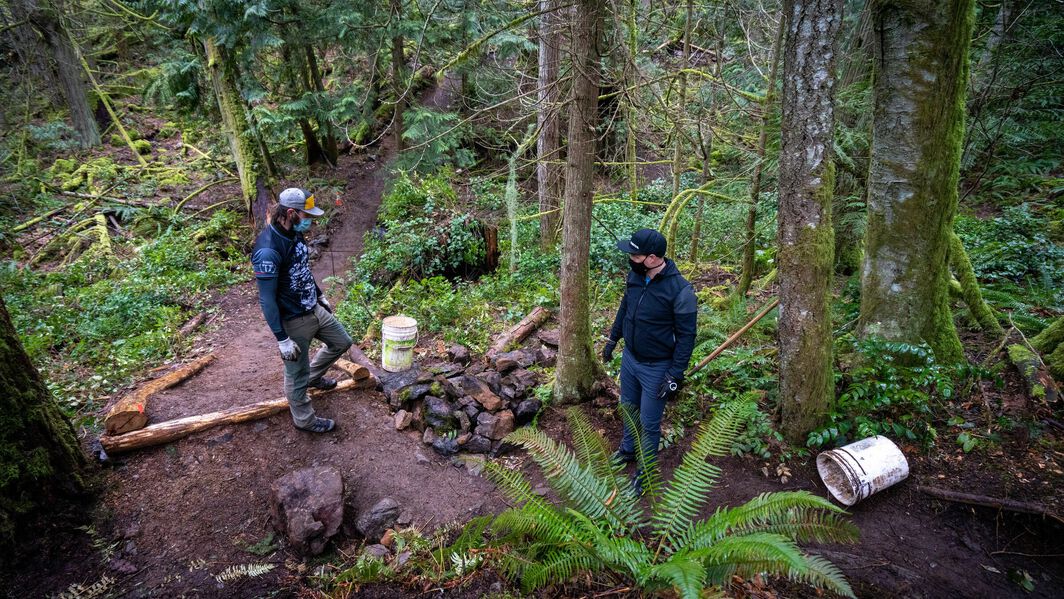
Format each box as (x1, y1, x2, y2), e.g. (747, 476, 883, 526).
(395, 551, 412, 568)
(356, 498, 401, 541)
(455, 410, 471, 433)
(500, 385, 516, 402)
(493, 438, 519, 456)
(464, 434, 493, 454)
(394, 409, 413, 431)
(494, 351, 522, 373)
(206, 432, 233, 446)
(455, 375, 503, 412)
(270, 466, 344, 556)
(462, 403, 480, 420)
(465, 361, 487, 375)
(435, 375, 462, 398)
(252, 421, 268, 433)
(456, 455, 487, 476)
(432, 434, 460, 456)
(477, 370, 503, 394)
(532, 484, 549, 496)
(456, 432, 471, 445)
(414, 451, 431, 465)
(422, 428, 437, 445)
(380, 529, 395, 548)
(475, 410, 514, 440)
(448, 344, 471, 364)
(535, 345, 557, 366)
(123, 540, 137, 556)
(537, 329, 560, 347)
(514, 399, 541, 426)
(108, 558, 138, 575)
(363, 544, 390, 559)
(430, 362, 465, 377)
(423, 396, 457, 430)
(490, 581, 503, 593)
(397, 510, 413, 525)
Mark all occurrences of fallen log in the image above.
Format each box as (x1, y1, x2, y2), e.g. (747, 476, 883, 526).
(104, 354, 216, 435)
(176, 312, 208, 340)
(488, 306, 551, 357)
(100, 377, 376, 454)
(334, 358, 371, 381)
(915, 485, 1064, 527)
(687, 298, 779, 377)
(1007, 343, 1059, 405)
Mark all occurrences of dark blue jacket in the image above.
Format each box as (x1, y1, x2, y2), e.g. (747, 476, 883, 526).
(251, 224, 322, 341)
(609, 259, 697, 379)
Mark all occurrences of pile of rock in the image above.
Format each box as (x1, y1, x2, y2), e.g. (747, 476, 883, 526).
(381, 336, 557, 457)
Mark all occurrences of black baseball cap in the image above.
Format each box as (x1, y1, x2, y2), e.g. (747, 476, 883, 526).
(616, 228, 667, 257)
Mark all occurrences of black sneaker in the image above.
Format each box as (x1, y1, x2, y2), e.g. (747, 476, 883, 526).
(296, 417, 336, 433)
(630, 471, 645, 497)
(308, 376, 338, 390)
(610, 449, 636, 466)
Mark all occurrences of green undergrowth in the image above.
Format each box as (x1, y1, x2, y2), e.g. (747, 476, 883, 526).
(0, 210, 246, 422)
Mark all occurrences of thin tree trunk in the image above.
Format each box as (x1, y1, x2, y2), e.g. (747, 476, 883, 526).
(203, 38, 272, 227)
(305, 46, 339, 164)
(0, 294, 85, 546)
(778, 0, 842, 443)
(625, 0, 638, 203)
(390, 0, 406, 152)
(22, 0, 98, 147)
(554, 0, 604, 405)
(858, 0, 975, 363)
(667, 0, 693, 250)
(537, 0, 562, 249)
(738, 15, 785, 297)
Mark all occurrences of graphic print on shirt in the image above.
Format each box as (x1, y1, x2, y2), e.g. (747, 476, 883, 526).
(287, 240, 318, 311)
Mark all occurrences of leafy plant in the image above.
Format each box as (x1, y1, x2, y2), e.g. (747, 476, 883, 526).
(486, 404, 857, 598)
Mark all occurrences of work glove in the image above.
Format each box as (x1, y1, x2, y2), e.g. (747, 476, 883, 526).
(602, 339, 618, 362)
(278, 337, 301, 361)
(318, 296, 333, 313)
(658, 373, 681, 402)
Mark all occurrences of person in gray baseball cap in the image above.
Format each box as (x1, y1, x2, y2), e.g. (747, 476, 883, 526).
(251, 188, 351, 433)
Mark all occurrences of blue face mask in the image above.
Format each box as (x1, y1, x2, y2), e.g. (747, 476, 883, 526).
(293, 216, 312, 233)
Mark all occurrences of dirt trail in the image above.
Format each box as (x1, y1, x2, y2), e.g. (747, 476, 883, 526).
(80, 112, 506, 598)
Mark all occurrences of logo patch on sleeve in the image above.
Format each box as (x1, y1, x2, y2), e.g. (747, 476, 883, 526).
(253, 260, 277, 276)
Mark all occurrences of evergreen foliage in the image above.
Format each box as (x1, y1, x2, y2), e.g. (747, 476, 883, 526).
(487, 404, 857, 597)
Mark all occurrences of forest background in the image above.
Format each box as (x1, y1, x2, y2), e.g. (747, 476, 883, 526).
(0, 0, 1062, 597)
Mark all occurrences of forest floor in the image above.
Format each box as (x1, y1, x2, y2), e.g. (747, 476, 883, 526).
(4, 90, 1064, 598)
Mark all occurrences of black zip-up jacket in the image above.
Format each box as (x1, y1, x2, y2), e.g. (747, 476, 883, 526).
(251, 224, 322, 341)
(608, 259, 698, 379)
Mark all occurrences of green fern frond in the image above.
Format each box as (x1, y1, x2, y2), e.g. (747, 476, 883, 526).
(688, 491, 858, 548)
(695, 532, 807, 585)
(619, 403, 665, 502)
(566, 407, 622, 483)
(506, 427, 643, 531)
(789, 554, 856, 598)
(653, 401, 756, 550)
(648, 555, 707, 599)
(485, 464, 577, 544)
(521, 547, 600, 591)
(568, 509, 652, 578)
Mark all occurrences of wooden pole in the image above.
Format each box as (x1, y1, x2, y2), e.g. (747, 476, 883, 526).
(686, 298, 779, 377)
(99, 377, 375, 454)
(915, 485, 1064, 527)
(104, 354, 216, 435)
(488, 306, 551, 357)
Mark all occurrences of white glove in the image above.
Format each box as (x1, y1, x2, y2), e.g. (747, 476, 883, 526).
(278, 337, 301, 361)
(318, 296, 332, 313)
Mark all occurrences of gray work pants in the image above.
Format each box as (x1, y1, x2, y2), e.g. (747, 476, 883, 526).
(281, 304, 353, 427)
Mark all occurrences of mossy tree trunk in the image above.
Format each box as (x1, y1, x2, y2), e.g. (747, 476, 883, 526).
(537, 0, 562, 249)
(738, 15, 785, 297)
(1032, 316, 1064, 381)
(203, 38, 272, 227)
(0, 294, 85, 546)
(778, 0, 842, 443)
(949, 232, 1004, 336)
(19, 0, 99, 148)
(858, 0, 975, 363)
(554, 0, 604, 405)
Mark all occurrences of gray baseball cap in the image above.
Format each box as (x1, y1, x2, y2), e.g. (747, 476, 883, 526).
(278, 188, 324, 216)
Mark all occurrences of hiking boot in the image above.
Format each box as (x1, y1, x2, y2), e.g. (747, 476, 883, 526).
(296, 417, 336, 433)
(630, 471, 645, 497)
(610, 449, 636, 467)
(308, 376, 338, 391)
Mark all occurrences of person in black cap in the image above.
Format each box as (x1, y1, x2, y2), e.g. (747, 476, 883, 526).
(251, 188, 352, 433)
(604, 228, 697, 493)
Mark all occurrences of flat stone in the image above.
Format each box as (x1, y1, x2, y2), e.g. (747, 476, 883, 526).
(364, 544, 390, 559)
(494, 351, 522, 373)
(454, 375, 503, 412)
(464, 434, 492, 454)
(356, 498, 401, 541)
(394, 410, 413, 431)
(475, 410, 515, 440)
(270, 466, 344, 556)
(514, 399, 541, 426)
(476, 370, 503, 394)
(536, 329, 560, 347)
(429, 361, 465, 377)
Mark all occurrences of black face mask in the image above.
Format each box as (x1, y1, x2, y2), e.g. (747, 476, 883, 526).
(629, 258, 649, 275)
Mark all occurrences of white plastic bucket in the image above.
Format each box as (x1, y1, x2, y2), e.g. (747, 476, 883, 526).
(816, 435, 909, 506)
(381, 315, 418, 372)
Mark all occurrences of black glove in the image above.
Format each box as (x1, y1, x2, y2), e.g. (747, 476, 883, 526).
(658, 373, 681, 402)
(602, 339, 618, 362)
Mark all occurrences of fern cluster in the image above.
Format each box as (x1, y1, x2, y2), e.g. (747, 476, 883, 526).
(486, 402, 858, 598)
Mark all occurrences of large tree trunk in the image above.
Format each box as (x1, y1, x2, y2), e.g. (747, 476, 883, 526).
(19, 0, 99, 147)
(778, 0, 842, 443)
(203, 38, 272, 227)
(537, 0, 563, 249)
(0, 295, 85, 545)
(738, 15, 785, 297)
(858, 0, 974, 363)
(554, 0, 604, 405)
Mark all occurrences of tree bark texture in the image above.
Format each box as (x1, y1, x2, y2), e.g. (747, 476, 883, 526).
(19, 0, 99, 147)
(858, 0, 975, 363)
(390, 0, 406, 152)
(203, 38, 272, 227)
(554, 0, 604, 404)
(537, 0, 563, 249)
(0, 294, 85, 544)
(778, 0, 842, 443)
(738, 15, 785, 297)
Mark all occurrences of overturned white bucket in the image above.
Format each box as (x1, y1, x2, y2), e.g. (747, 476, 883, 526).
(381, 315, 418, 372)
(816, 435, 909, 506)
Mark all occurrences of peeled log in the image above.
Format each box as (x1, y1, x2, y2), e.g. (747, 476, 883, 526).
(488, 306, 551, 357)
(104, 354, 216, 435)
(334, 358, 371, 381)
(100, 377, 375, 454)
